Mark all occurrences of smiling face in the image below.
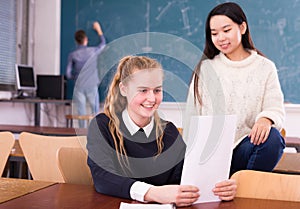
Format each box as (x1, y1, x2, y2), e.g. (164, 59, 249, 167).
(119, 68, 163, 127)
(210, 15, 247, 60)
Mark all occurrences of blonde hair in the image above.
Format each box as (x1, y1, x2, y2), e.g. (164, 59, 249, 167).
(104, 55, 165, 167)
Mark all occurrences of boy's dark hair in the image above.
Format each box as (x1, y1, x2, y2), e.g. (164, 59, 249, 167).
(74, 30, 86, 45)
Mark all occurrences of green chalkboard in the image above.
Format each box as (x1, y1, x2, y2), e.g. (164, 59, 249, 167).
(61, 0, 300, 103)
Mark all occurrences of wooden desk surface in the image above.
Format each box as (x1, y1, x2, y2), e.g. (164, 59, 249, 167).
(0, 183, 299, 209)
(0, 124, 87, 136)
(0, 178, 56, 204)
(273, 152, 300, 174)
(285, 137, 300, 152)
(0, 98, 72, 104)
(285, 137, 300, 144)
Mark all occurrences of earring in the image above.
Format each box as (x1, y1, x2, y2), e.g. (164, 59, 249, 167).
(120, 90, 126, 97)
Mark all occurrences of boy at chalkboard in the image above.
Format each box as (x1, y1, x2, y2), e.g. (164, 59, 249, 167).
(184, 2, 285, 176)
(66, 21, 106, 128)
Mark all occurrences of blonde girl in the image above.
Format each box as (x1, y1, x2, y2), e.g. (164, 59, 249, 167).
(87, 56, 236, 207)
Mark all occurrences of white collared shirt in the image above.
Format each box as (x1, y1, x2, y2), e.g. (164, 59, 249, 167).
(122, 108, 153, 138)
(122, 109, 154, 202)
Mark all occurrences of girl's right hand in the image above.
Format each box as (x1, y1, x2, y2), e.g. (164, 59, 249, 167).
(144, 185, 200, 207)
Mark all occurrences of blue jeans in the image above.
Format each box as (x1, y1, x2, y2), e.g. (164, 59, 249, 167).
(73, 86, 99, 128)
(230, 127, 285, 176)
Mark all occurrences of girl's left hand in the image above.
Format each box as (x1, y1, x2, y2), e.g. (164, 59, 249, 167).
(249, 117, 272, 145)
(212, 179, 237, 201)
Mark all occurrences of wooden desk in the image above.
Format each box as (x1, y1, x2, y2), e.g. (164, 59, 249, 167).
(0, 178, 55, 204)
(0, 124, 87, 136)
(285, 137, 300, 152)
(0, 98, 71, 126)
(0, 183, 299, 209)
(273, 152, 300, 174)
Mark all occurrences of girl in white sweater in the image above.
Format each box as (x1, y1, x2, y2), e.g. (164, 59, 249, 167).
(184, 2, 285, 176)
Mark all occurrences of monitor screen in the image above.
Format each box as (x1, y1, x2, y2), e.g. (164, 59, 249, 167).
(15, 64, 36, 91)
(36, 75, 66, 99)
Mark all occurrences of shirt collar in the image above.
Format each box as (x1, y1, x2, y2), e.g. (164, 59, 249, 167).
(77, 45, 87, 49)
(122, 108, 153, 138)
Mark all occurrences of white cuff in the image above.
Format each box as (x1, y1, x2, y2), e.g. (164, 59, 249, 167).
(130, 181, 153, 202)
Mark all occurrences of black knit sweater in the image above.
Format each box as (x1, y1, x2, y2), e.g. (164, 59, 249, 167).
(87, 113, 186, 199)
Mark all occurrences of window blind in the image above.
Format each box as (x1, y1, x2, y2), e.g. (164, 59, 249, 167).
(0, 0, 16, 91)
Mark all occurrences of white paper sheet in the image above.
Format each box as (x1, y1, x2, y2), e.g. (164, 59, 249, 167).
(180, 115, 237, 204)
(119, 202, 175, 209)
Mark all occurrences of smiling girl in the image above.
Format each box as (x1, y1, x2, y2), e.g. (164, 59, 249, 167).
(184, 2, 285, 176)
(87, 55, 236, 207)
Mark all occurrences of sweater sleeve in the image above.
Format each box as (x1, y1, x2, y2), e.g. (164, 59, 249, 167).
(255, 61, 285, 130)
(87, 157, 135, 199)
(87, 116, 136, 199)
(183, 77, 201, 142)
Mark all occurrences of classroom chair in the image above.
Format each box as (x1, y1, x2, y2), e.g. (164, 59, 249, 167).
(57, 147, 93, 185)
(281, 128, 286, 138)
(230, 170, 300, 202)
(19, 132, 87, 183)
(177, 127, 183, 135)
(0, 131, 15, 176)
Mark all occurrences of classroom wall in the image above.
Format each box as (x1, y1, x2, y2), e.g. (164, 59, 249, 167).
(33, 0, 61, 75)
(0, 0, 62, 126)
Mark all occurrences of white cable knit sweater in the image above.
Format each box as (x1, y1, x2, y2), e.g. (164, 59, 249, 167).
(184, 50, 285, 148)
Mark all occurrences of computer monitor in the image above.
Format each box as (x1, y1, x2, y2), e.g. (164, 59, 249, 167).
(36, 75, 67, 100)
(15, 64, 36, 91)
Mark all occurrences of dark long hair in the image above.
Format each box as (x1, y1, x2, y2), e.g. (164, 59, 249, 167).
(193, 2, 263, 105)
